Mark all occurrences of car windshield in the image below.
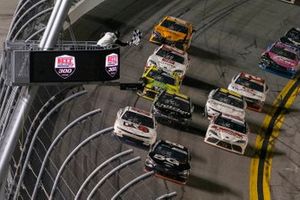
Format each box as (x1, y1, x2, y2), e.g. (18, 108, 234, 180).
(154, 143, 188, 164)
(160, 19, 188, 34)
(270, 45, 296, 60)
(148, 70, 176, 85)
(157, 93, 190, 112)
(121, 111, 154, 128)
(235, 77, 264, 92)
(286, 28, 300, 42)
(212, 90, 244, 108)
(156, 48, 185, 64)
(215, 116, 247, 134)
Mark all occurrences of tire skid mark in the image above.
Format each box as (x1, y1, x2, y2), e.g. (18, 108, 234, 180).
(193, 0, 250, 39)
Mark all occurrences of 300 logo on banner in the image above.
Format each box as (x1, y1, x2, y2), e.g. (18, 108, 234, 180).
(105, 53, 119, 77)
(54, 55, 76, 79)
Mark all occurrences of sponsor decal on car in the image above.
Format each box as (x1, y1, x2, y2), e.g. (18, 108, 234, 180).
(105, 53, 119, 77)
(54, 55, 76, 79)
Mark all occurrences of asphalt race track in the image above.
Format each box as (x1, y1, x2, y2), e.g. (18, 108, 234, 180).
(36, 0, 300, 199)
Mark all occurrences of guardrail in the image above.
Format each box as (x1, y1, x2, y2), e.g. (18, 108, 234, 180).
(0, 1, 178, 199)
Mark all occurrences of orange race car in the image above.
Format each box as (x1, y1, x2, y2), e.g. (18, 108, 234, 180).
(149, 16, 194, 51)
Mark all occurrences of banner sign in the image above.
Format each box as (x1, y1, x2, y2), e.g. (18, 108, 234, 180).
(28, 48, 120, 83)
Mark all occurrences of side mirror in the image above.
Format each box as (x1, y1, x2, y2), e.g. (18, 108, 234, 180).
(190, 103, 194, 113)
(232, 74, 238, 83)
(117, 109, 123, 117)
(265, 84, 269, 93)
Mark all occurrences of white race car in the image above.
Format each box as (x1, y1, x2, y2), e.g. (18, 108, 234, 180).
(114, 106, 157, 146)
(146, 44, 189, 79)
(204, 113, 249, 154)
(280, 27, 300, 48)
(228, 72, 268, 112)
(204, 88, 246, 120)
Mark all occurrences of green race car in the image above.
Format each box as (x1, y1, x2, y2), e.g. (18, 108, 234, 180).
(138, 66, 181, 101)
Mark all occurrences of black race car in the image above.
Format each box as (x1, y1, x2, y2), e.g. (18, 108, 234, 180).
(145, 140, 191, 184)
(280, 27, 300, 48)
(152, 90, 193, 125)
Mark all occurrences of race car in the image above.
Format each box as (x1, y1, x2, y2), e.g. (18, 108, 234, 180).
(113, 106, 157, 146)
(146, 44, 189, 79)
(145, 139, 191, 184)
(152, 90, 194, 125)
(204, 88, 247, 120)
(280, 27, 300, 48)
(259, 41, 300, 78)
(138, 65, 181, 101)
(228, 72, 269, 112)
(279, 0, 299, 5)
(149, 16, 194, 51)
(204, 113, 249, 155)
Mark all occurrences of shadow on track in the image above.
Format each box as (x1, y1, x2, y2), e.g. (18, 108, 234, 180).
(193, 103, 205, 115)
(156, 118, 207, 138)
(244, 143, 286, 158)
(186, 174, 242, 198)
(247, 120, 282, 136)
(188, 45, 235, 66)
(182, 75, 217, 92)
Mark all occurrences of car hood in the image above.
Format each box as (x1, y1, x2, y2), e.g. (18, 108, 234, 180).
(228, 83, 266, 101)
(268, 52, 298, 68)
(209, 125, 247, 142)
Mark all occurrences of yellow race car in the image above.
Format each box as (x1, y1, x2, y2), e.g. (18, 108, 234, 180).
(138, 66, 181, 101)
(149, 16, 194, 51)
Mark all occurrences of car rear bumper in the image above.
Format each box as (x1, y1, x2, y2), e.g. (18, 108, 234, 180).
(259, 56, 298, 79)
(144, 166, 188, 184)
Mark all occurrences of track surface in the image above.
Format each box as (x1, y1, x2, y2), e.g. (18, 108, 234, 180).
(45, 0, 300, 199)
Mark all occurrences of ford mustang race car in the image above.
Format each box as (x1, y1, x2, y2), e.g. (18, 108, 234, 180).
(228, 72, 269, 112)
(152, 90, 194, 125)
(204, 113, 249, 155)
(145, 140, 191, 184)
(138, 65, 181, 101)
(280, 27, 300, 48)
(204, 88, 246, 120)
(259, 41, 300, 78)
(149, 16, 193, 51)
(146, 44, 189, 79)
(113, 106, 157, 146)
